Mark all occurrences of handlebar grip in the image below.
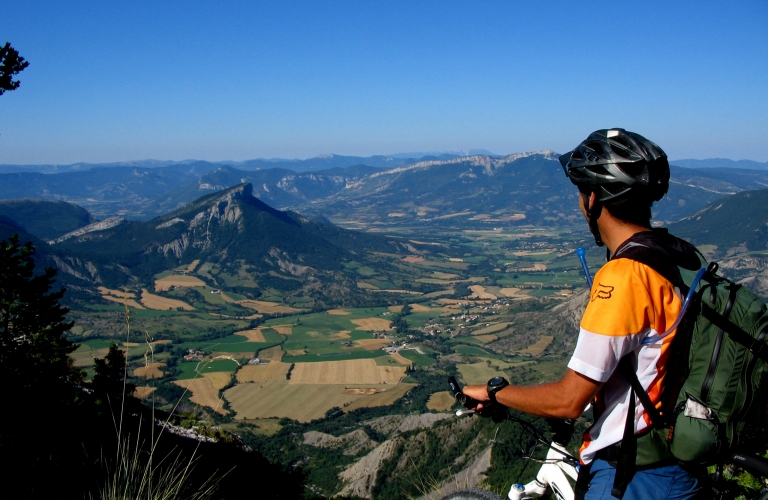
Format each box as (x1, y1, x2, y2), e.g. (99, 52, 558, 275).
(731, 452, 768, 478)
(448, 376, 480, 408)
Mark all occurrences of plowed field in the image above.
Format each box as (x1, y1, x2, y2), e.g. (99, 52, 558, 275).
(518, 335, 554, 356)
(343, 383, 417, 412)
(350, 318, 392, 331)
(289, 359, 405, 385)
(154, 275, 206, 291)
(235, 329, 266, 342)
(426, 391, 455, 411)
(203, 371, 232, 390)
(225, 380, 361, 422)
(174, 378, 228, 415)
(236, 362, 292, 383)
(140, 289, 195, 311)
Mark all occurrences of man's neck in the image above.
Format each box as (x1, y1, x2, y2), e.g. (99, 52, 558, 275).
(597, 215, 650, 254)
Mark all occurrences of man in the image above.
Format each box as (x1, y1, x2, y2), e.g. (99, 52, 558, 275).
(461, 129, 704, 499)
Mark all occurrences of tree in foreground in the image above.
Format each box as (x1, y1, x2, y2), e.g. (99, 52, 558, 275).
(0, 236, 82, 499)
(0, 42, 29, 95)
(0, 235, 79, 403)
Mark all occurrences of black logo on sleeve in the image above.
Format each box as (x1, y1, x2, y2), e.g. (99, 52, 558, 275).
(591, 283, 614, 301)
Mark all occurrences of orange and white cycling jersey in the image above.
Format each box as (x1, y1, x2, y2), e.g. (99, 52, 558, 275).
(568, 257, 683, 465)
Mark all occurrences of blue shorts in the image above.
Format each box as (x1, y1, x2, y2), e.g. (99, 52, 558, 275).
(584, 459, 705, 499)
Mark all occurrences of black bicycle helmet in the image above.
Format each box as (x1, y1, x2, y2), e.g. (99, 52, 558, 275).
(559, 128, 669, 203)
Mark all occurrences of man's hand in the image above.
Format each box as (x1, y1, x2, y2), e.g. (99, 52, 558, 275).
(461, 384, 493, 412)
(459, 369, 601, 420)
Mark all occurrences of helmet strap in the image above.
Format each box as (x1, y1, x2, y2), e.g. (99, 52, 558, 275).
(582, 192, 604, 247)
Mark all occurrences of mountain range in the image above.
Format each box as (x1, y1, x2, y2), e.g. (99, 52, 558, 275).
(4, 152, 768, 226)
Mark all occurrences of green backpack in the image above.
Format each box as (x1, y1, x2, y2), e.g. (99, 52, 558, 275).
(609, 252, 768, 498)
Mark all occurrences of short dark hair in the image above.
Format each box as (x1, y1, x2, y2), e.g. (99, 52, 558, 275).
(579, 187, 653, 228)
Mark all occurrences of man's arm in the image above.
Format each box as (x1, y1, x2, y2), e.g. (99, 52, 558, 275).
(461, 369, 601, 420)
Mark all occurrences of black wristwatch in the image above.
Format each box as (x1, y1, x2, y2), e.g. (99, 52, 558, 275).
(486, 376, 509, 404)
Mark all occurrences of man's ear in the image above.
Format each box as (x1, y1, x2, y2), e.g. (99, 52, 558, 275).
(588, 192, 597, 212)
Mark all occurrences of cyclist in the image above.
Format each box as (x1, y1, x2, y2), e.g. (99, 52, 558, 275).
(461, 129, 705, 499)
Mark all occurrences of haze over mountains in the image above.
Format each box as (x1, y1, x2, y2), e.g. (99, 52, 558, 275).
(2, 151, 768, 225)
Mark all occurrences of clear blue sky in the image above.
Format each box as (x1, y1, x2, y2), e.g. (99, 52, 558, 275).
(1, 1, 766, 164)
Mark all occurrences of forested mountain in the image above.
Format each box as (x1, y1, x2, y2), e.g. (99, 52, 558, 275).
(49, 183, 412, 303)
(669, 187, 768, 254)
(0, 199, 93, 240)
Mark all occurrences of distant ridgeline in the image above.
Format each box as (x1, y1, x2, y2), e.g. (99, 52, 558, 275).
(1, 152, 768, 225)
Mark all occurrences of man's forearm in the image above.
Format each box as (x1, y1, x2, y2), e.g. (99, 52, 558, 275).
(462, 369, 601, 420)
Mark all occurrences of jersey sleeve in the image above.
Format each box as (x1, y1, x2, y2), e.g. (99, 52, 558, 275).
(567, 259, 666, 383)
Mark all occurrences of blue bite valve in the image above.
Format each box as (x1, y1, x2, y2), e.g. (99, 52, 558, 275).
(576, 247, 593, 289)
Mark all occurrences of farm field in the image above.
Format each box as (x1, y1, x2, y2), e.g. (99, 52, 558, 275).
(225, 380, 362, 422)
(141, 289, 195, 311)
(175, 378, 228, 415)
(426, 391, 456, 411)
(518, 335, 555, 355)
(154, 274, 206, 291)
(342, 383, 417, 412)
(236, 362, 292, 383)
(288, 359, 405, 385)
(134, 362, 165, 379)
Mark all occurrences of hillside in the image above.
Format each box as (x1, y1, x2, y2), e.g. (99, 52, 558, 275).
(669, 188, 768, 255)
(296, 153, 768, 227)
(51, 183, 417, 305)
(0, 199, 93, 240)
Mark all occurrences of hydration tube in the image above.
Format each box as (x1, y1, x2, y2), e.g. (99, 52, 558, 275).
(641, 267, 708, 345)
(575, 247, 593, 289)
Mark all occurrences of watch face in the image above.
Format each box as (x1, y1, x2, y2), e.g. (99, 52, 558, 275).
(488, 376, 508, 389)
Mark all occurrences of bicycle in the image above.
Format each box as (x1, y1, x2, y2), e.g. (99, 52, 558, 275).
(440, 377, 768, 500)
(441, 376, 580, 500)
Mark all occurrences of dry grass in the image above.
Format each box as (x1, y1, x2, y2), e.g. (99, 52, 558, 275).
(286, 349, 307, 356)
(332, 330, 351, 339)
(98, 286, 136, 298)
(123, 340, 171, 347)
(174, 378, 228, 415)
(357, 281, 379, 290)
(469, 285, 497, 300)
(225, 380, 362, 422)
(350, 318, 392, 331)
(236, 363, 292, 383)
(327, 309, 351, 315)
(271, 326, 293, 335)
(343, 388, 379, 395)
(140, 289, 195, 311)
(409, 303, 432, 312)
(402, 256, 425, 263)
(101, 294, 146, 309)
(388, 352, 413, 365)
(343, 383, 417, 412)
(203, 371, 232, 390)
(257, 345, 284, 361)
(426, 391, 456, 411)
(236, 300, 300, 314)
(498, 287, 521, 297)
(289, 359, 406, 385)
(388, 305, 403, 313)
(472, 323, 510, 335)
(353, 338, 392, 350)
(433, 272, 459, 279)
(518, 335, 554, 356)
(458, 362, 507, 386)
(185, 259, 200, 272)
(134, 386, 156, 399)
(235, 329, 266, 342)
(472, 335, 499, 344)
(134, 362, 166, 379)
(154, 275, 206, 291)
